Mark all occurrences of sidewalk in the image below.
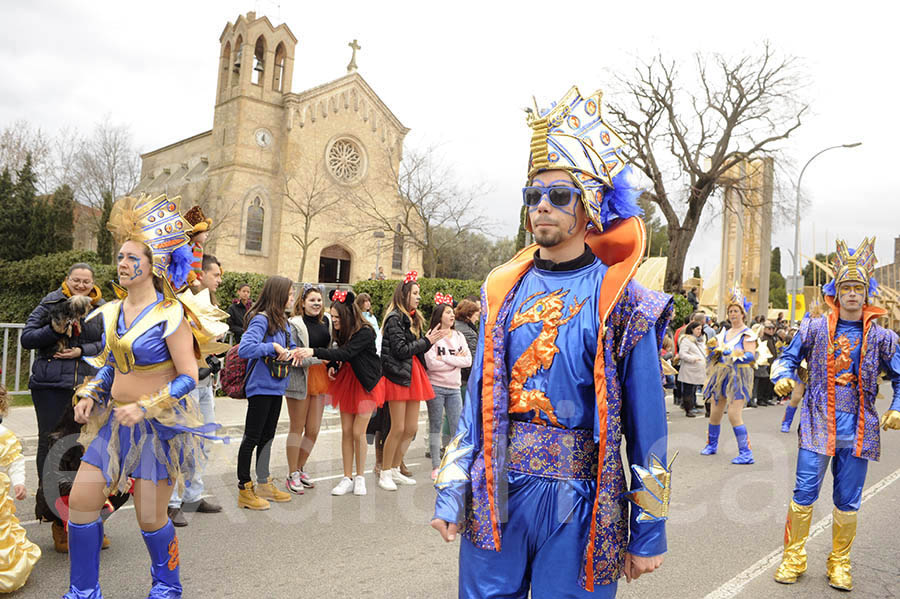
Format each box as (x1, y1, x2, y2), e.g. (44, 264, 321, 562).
(4, 397, 353, 456)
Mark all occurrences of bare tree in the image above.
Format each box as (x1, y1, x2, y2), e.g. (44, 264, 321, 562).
(341, 146, 491, 277)
(606, 44, 807, 292)
(282, 156, 341, 281)
(74, 117, 141, 233)
(0, 121, 51, 186)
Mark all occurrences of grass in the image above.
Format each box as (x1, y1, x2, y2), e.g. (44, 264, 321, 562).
(8, 393, 33, 407)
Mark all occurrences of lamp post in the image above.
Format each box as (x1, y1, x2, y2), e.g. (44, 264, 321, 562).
(790, 142, 862, 323)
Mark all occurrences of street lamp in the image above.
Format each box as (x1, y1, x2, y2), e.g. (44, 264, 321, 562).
(789, 142, 862, 322)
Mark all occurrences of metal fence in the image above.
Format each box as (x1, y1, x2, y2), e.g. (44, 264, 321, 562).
(1, 324, 34, 395)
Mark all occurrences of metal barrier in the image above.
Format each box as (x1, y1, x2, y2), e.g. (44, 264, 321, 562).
(1, 324, 34, 395)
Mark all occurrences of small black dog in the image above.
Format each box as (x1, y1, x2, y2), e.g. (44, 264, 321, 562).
(48, 295, 94, 353)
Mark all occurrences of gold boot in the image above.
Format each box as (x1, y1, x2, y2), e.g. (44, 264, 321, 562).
(238, 482, 271, 510)
(827, 507, 857, 591)
(774, 500, 813, 584)
(255, 478, 292, 503)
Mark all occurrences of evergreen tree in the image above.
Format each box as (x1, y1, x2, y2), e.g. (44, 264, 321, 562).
(96, 190, 114, 264)
(47, 185, 75, 253)
(3, 155, 39, 261)
(692, 266, 701, 278)
(515, 205, 528, 251)
(770, 247, 781, 274)
(0, 168, 13, 261)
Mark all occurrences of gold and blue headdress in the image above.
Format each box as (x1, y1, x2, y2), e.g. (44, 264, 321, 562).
(107, 194, 195, 290)
(823, 237, 878, 298)
(525, 86, 641, 231)
(727, 282, 752, 315)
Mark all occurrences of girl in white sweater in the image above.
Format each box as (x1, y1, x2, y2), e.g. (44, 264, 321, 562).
(424, 300, 472, 479)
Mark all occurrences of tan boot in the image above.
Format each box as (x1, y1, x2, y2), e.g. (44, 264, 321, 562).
(237, 482, 271, 510)
(827, 507, 857, 591)
(255, 478, 292, 503)
(400, 461, 412, 478)
(774, 500, 813, 584)
(52, 521, 68, 553)
(102, 534, 110, 550)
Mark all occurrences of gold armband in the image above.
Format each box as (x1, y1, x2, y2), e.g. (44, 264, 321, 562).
(626, 453, 676, 522)
(73, 378, 108, 407)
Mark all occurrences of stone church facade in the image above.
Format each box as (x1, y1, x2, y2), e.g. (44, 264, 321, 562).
(134, 11, 420, 284)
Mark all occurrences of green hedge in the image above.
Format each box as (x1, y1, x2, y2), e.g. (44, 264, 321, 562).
(670, 294, 693, 329)
(218, 271, 270, 307)
(353, 278, 482, 322)
(0, 250, 117, 322)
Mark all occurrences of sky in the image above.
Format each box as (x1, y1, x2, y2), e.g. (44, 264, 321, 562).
(1, 0, 897, 281)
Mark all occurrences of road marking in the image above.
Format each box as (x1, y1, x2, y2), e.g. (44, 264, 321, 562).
(703, 465, 900, 599)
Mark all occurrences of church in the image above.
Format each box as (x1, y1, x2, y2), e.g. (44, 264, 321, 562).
(134, 11, 420, 284)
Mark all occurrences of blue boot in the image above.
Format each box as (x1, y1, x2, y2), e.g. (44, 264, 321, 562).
(731, 424, 755, 464)
(781, 406, 797, 433)
(64, 518, 104, 598)
(141, 520, 182, 598)
(701, 424, 720, 455)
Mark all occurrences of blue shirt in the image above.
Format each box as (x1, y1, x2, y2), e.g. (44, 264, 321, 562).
(239, 313, 296, 398)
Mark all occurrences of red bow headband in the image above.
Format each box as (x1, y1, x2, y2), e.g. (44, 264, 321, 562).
(434, 292, 453, 305)
(332, 290, 348, 303)
(404, 270, 418, 284)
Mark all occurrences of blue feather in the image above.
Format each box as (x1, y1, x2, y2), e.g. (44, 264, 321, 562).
(168, 244, 194, 289)
(599, 166, 643, 229)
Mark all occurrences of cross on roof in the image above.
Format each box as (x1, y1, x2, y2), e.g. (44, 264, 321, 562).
(347, 39, 361, 73)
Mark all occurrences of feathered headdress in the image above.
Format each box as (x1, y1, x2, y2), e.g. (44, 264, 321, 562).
(525, 86, 642, 231)
(823, 237, 879, 299)
(107, 194, 194, 291)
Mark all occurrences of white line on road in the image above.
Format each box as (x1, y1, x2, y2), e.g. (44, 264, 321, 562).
(703, 465, 900, 599)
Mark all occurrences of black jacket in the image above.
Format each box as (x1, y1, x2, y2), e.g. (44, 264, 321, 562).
(20, 289, 104, 390)
(380, 310, 431, 386)
(226, 301, 249, 342)
(455, 318, 479, 383)
(313, 326, 382, 392)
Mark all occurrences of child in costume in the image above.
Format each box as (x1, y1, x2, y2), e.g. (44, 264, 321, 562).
(700, 285, 757, 464)
(182, 205, 212, 290)
(0, 385, 41, 593)
(770, 238, 900, 591)
(65, 194, 227, 598)
(431, 86, 672, 598)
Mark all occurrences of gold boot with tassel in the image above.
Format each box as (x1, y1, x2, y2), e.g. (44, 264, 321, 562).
(774, 500, 814, 584)
(827, 507, 857, 591)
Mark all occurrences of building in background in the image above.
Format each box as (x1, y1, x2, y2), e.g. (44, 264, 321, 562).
(133, 12, 418, 284)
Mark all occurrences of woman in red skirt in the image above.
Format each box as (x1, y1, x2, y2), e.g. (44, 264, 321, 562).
(296, 289, 383, 496)
(378, 272, 448, 491)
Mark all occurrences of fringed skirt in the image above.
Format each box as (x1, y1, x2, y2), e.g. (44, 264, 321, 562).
(703, 363, 754, 404)
(80, 398, 223, 496)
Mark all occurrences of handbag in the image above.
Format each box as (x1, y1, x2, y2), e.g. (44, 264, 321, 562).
(263, 356, 291, 379)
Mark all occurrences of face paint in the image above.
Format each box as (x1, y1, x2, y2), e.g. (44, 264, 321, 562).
(129, 256, 143, 281)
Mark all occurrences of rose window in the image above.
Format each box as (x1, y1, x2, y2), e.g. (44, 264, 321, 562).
(326, 139, 366, 183)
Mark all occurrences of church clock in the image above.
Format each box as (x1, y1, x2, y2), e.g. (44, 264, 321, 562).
(254, 128, 273, 148)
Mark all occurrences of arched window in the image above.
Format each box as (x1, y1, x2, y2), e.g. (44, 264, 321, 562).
(219, 41, 231, 100)
(272, 42, 286, 92)
(231, 35, 243, 86)
(245, 197, 264, 251)
(252, 36, 266, 86)
(318, 245, 352, 284)
(391, 223, 404, 271)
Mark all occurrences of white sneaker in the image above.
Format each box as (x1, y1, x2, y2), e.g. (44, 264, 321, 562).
(286, 471, 305, 495)
(331, 476, 354, 496)
(391, 467, 416, 486)
(377, 470, 397, 491)
(353, 475, 366, 496)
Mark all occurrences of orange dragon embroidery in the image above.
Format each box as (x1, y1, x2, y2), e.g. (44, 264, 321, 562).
(508, 288, 587, 426)
(833, 334, 860, 386)
(168, 536, 180, 571)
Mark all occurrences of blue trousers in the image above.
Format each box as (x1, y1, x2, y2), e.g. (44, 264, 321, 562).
(459, 471, 617, 598)
(793, 447, 868, 511)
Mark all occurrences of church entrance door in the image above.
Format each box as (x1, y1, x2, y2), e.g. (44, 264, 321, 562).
(318, 244, 351, 284)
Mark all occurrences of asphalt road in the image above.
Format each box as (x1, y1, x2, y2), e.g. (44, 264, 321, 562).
(9, 397, 900, 598)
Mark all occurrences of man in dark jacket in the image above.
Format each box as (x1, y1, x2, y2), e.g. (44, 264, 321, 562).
(226, 283, 252, 343)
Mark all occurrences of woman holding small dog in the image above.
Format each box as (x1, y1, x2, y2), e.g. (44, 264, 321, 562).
(21, 263, 104, 494)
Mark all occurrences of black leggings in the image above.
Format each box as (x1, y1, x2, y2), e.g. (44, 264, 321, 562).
(32, 387, 73, 484)
(680, 383, 698, 412)
(237, 395, 283, 485)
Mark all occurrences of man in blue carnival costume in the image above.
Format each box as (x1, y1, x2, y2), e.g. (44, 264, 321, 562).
(431, 86, 673, 598)
(64, 194, 228, 598)
(770, 237, 900, 591)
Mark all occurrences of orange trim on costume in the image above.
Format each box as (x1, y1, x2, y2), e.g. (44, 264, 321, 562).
(481, 244, 536, 550)
(824, 306, 838, 456)
(583, 217, 647, 591)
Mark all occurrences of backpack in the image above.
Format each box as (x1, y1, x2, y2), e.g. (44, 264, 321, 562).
(221, 343, 251, 399)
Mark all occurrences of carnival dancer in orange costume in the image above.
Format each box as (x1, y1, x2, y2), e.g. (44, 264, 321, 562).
(770, 238, 900, 591)
(431, 87, 673, 598)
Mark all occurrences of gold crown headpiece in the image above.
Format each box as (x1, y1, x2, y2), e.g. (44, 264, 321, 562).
(833, 237, 877, 289)
(107, 194, 193, 287)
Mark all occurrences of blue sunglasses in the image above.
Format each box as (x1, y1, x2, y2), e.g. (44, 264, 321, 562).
(522, 185, 582, 208)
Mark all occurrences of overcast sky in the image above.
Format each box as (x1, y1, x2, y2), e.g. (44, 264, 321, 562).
(2, 0, 896, 281)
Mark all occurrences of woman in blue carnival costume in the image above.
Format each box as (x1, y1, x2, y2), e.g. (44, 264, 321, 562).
(770, 238, 900, 591)
(700, 285, 757, 464)
(431, 86, 673, 598)
(65, 194, 226, 599)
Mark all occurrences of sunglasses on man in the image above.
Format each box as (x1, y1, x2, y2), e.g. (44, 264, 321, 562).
(522, 186, 582, 208)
